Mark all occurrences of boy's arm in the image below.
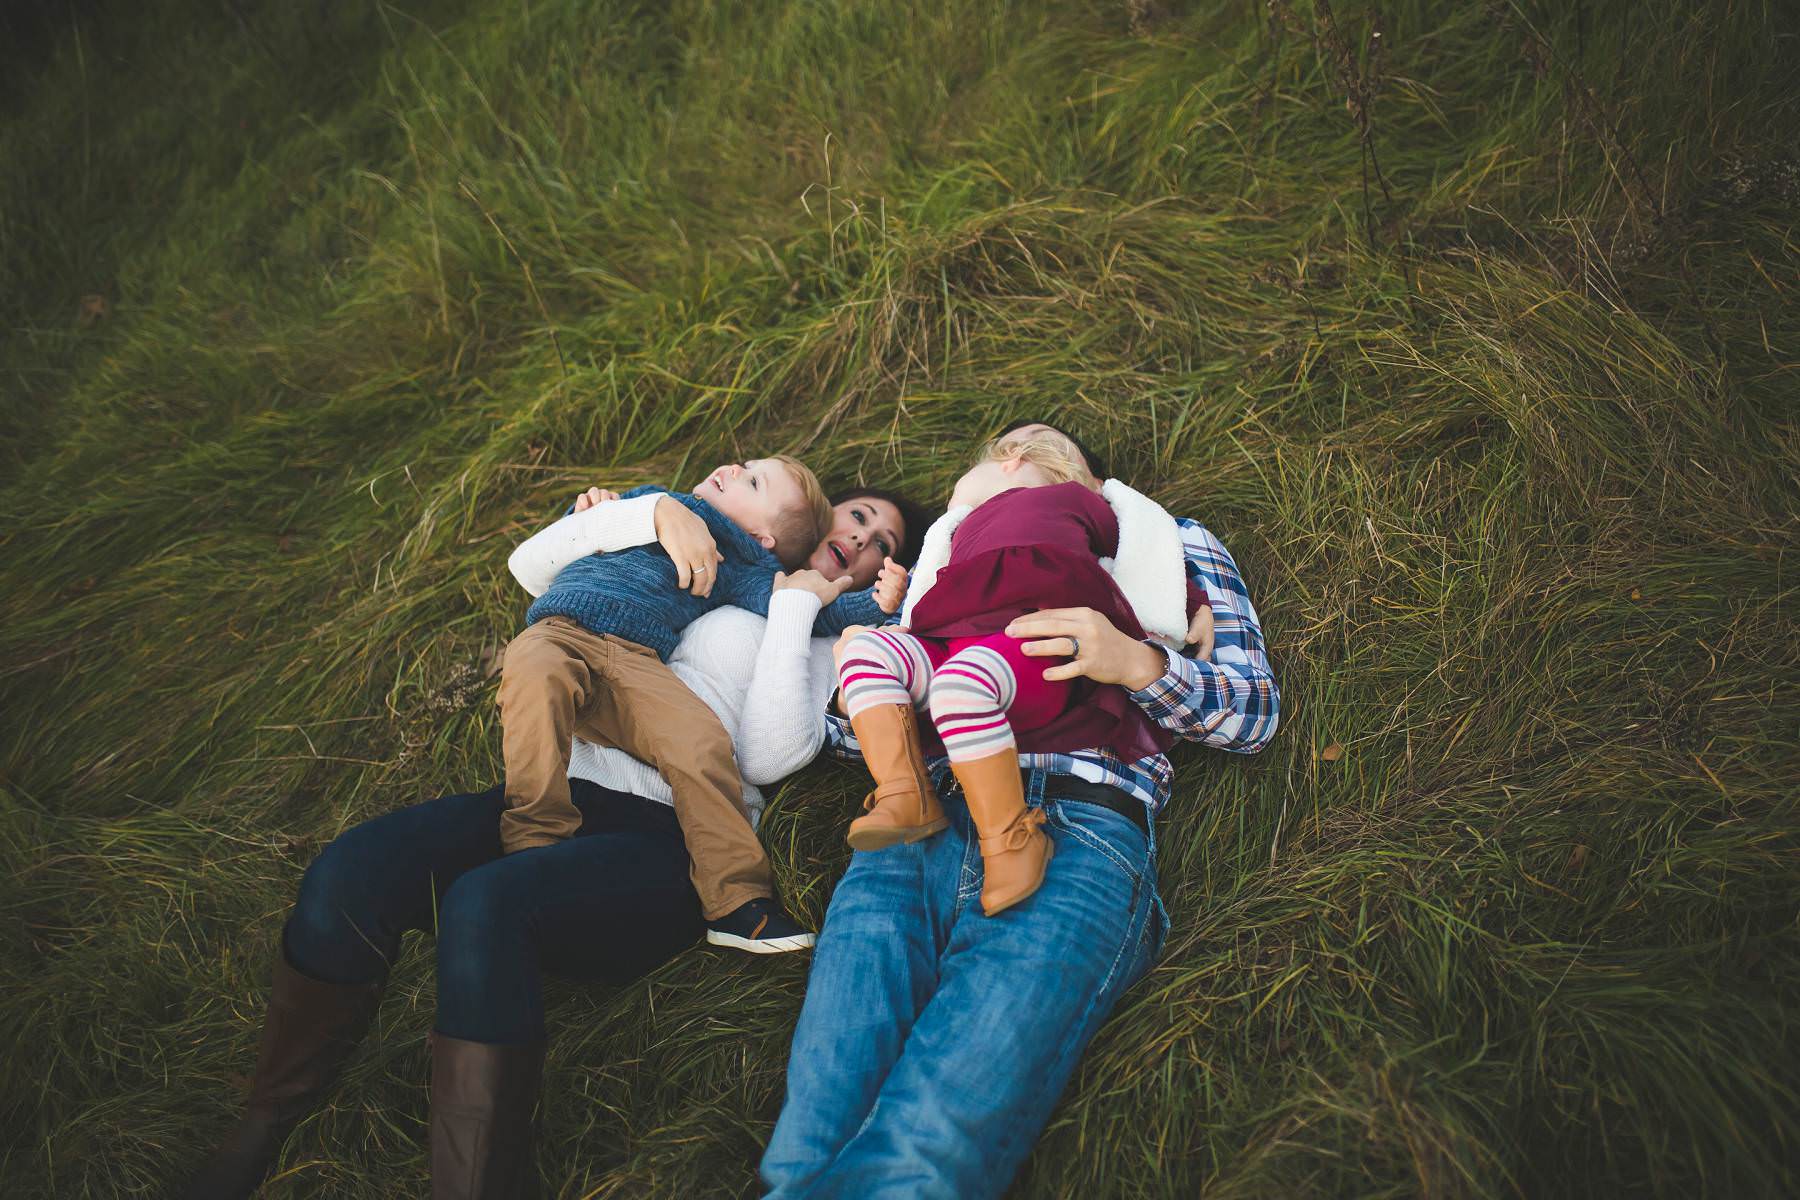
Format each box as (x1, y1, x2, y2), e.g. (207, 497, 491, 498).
(713, 560, 877, 627)
(506, 486, 665, 598)
(1125, 519, 1280, 754)
(810, 586, 887, 636)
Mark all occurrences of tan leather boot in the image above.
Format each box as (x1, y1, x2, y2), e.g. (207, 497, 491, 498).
(951, 750, 1054, 915)
(846, 704, 948, 851)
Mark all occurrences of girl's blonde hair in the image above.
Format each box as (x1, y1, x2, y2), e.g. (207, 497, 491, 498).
(979, 429, 1091, 485)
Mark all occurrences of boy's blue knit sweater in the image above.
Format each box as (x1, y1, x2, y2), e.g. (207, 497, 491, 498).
(524, 485, 885, 660)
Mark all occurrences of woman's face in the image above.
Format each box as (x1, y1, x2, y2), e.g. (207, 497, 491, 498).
(806, 496, 905, 588)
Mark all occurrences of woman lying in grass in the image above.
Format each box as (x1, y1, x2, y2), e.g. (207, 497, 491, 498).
(184, 484, 925, 1200)
(499, 456, 908, 955)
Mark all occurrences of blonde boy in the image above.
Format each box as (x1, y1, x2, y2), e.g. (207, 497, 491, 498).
(501, 455, 884, 951)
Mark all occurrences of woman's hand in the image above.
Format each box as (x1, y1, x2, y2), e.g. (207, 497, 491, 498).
(1004, 607, 1168, 690)
(832, 625, 872, 671)
(829, 624, 875, 714)
(572, 486, 620, 512)
(873, 557, 909, 615)
(1187, 602, 1216, 662)
(774, 568, 855, 605)
(654, 497, 723, 597)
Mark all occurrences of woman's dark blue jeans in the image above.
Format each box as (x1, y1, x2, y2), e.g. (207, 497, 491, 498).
(283, 779, 703, 1044)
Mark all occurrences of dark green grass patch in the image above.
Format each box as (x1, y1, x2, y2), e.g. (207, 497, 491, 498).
(3, 0, 1796, 1195)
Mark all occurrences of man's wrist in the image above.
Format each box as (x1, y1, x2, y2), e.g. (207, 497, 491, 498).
(1119, 641, 1171, 691)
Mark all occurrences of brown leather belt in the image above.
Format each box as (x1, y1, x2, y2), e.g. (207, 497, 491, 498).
(1036, 774, 1149, 837)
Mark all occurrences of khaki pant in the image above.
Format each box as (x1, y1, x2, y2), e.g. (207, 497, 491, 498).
(497, 616, 770, 918)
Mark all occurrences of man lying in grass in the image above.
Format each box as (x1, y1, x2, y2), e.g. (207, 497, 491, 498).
(761, 420, 1279, 1200)
(835, 429, 1212, 915)
(185, 478, 925, 1200)
(500, 454, 907, 953)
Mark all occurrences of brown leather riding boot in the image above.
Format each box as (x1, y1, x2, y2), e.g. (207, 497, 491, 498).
(430, 1033, 546, 1200)
(845, 703, 948, 851)
(951, 750, 1054, 915)
(185, 954, 384, 1199)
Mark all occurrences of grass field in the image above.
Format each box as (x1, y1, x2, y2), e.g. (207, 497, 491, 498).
(2, 0, 1796, 1195)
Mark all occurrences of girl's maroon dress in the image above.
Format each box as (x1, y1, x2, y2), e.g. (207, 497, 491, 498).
(906, 481, 1178, 762)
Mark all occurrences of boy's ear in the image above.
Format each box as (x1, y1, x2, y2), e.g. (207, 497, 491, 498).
(757, 532, 777, 550)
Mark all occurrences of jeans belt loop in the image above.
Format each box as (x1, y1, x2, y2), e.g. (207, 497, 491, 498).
(1024, 772, 1149, 837)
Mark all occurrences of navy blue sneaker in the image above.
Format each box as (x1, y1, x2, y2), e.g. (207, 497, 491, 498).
(705, 898, 817, 954)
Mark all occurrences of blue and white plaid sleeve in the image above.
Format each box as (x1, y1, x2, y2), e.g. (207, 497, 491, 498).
(819, 613, 908, 763)
(1126, 518, 1280, 754)
(821, 710, 864, 762)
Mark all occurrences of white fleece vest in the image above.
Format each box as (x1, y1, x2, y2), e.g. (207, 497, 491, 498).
(898, 479, 1191, 649)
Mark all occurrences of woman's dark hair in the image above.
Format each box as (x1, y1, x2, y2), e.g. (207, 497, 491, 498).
(828, 486, 932, 569)
(998, 418, 1107, 481)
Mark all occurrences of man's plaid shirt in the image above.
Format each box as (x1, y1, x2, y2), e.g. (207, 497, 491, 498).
(822, 516, 1280, 818)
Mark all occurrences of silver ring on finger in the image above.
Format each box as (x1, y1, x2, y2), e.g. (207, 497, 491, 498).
(1068, 636, 1080, 658)
(693, 564, 709, 574)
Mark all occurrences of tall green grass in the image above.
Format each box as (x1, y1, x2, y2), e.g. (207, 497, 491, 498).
(2, 0, 1795, 1195)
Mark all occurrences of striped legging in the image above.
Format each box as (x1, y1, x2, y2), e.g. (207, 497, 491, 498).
(837, 627, 1075, 762)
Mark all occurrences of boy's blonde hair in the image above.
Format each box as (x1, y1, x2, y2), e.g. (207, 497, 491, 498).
(980, 429, 1091, 485)
(768, 453, 834, 569)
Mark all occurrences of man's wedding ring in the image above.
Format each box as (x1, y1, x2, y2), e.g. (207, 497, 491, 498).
(1068, 636, 1080, 658)
(693, 564, 709, 574)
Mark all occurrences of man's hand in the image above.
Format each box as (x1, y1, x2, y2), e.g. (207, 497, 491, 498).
(572, 487, 620, 512)
(1004, 607, 1168, 691)
(873, 557, 909, 615)
(654, 496, 723, 597)
(1186, 602, 1216, 662)
(775, 569, 855, 605)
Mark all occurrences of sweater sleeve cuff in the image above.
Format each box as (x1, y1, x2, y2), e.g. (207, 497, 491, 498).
(764, 587, 824, 646)
(583, 492, 660, 551)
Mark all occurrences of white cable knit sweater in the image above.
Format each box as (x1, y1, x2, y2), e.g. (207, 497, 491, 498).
(508, 493, 840, 829)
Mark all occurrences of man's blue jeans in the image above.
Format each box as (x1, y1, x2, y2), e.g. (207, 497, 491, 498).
(761, 772, 1166, 1199)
